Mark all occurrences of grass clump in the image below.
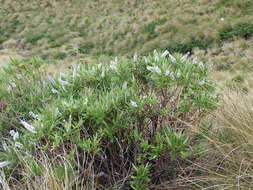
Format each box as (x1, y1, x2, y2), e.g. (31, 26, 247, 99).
(196, 91, 253, 189)
(0, 51, 218, 189)
(25, 32, 45, 45)
(216, 0, 253, 14)
(142, 19, 166, 39)
(219, 23, 253, 41)
(78, 42, 95, 54)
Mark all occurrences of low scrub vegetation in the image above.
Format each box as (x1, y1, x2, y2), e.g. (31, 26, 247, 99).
(0, 52, 219, 189)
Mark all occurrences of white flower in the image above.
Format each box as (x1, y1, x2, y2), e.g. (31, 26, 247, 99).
(42, 80, 48, 88)
(13, 132, 19, 141)
(77, 63, 81, 70)
(144, 56, 148, 64)
(155, 55, 159, 62)
(7, 85, 12, 92)
(47, 75, 56, 86)
(199, 80, 205, 85)
(15, 142, 23, 149)
(7, 82, 16, 92)
(60, 72, 67, 77)
(169, 53, 176, 63)
(52, 88, 59, 94)
(56, 107, 60, 115)
(9, 130, 19, 141)
(170, 73, 175, 80)
(2, 141, 8, 151)
(9, 130, 15, 136)
(161, 50, 169, 57)
(110, 64, 118, 71)
(84, 98, 88, 104)
(72, 65, 77, 81)
(176, 71, 181, 78)
(192, 57, 198, 65)
(220, 18, 224, 21)
(153, 49, 159, 61)
(20, 120, 36, 134)
(147, 66, 153, 71)
(11, 82, 16, 88)
(198, 62, 204, 69)
(130, 100, 138, 107)
(61, 85, 67, 92)
(133, 53, 138, 62)
(58, 77, 70, 86)
(154, 66, 161, 75)
(29, 111, 40, 120)
(62, 101, 69, 107)
(91, 66, 96, 73)
(165, 70, 170, 76)
(122, 81, 128, 89)
(98, 63, 102, 69)
(114, 57, 118, 64)
(0, 161, 11, 168)
(180, 52, 189, 62)
(141, 95, 147, 99)
(101, 68, 105, 78)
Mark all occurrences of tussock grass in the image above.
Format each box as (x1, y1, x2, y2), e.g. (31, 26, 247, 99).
(189, 90, 253, 189)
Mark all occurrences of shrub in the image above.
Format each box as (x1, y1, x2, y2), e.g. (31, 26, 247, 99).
(0, 51, 218, 189)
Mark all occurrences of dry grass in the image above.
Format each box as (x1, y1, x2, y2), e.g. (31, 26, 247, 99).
(1, 151, 92, 190)
(0, 49, 23, 67)
(188, 89, 253, 189)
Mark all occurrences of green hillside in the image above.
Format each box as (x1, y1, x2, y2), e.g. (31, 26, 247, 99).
(0, 0, 252, 59)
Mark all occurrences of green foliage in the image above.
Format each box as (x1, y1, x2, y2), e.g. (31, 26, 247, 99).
(0, 28, 8, 44)
(219, 23, 253, 41)
(232, 75, 244, 83)
(226, 79, 248, 94)
(25, 32, 45, 45)
(142, 19, 166, 39)
(216, 0, 253, 14)
(165, 38, 213, 54)
(78, 42, 95, 54)
(0, 52, 218, 188)
(53, 51, 67, 59)
(130, 164, 150, 190)
(164, 127, 189, 159)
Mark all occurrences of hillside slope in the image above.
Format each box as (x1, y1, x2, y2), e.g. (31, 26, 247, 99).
(1, 0, 253, 90)
(0, 0, 252, 58)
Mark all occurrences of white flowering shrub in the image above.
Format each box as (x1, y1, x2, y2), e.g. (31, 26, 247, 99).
(0, 52, 218, 189)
